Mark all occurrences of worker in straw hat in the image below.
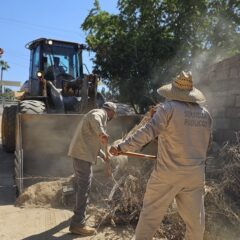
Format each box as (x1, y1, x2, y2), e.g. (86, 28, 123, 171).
(68, 101, 117, 236)
(110, 71, 212, 240)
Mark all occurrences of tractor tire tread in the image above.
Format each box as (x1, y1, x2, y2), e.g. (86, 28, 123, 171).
(1, 105, 18, 153)
(19, 100, 46, 114)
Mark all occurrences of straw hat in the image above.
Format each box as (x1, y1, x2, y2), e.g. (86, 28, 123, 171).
(157, 71, 206, 103)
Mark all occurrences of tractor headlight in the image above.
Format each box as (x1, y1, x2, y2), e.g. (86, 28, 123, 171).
(47, 40, 53, 45)
(37, 71, 44, 78)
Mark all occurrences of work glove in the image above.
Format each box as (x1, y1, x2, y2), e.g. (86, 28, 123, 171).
(99, 133, 109, 145)
(109, 145, 122, 156)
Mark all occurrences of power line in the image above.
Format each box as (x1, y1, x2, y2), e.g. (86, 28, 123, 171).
(0, 17, 86, 38)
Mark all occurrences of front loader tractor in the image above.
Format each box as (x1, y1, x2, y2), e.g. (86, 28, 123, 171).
(2, 38, 104, 152)
(1, 38, 146, 194)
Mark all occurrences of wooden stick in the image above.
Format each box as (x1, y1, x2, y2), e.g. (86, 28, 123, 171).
(104, 143, 112, 177)
(120, 151, 157, 160)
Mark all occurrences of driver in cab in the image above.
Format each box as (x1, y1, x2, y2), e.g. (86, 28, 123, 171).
(45, 57, 66, 84)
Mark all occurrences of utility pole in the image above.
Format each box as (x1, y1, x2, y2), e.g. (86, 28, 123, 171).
(0, 48, 4, 103)
(0, 66, 4, 107)
(1, 66, 3, 95)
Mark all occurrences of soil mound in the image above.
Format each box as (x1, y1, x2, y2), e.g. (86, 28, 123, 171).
(15, 180, 63, 208)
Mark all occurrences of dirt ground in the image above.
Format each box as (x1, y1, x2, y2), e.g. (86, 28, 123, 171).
(0, 205, 135, 240)
(0, 112, 137, 240)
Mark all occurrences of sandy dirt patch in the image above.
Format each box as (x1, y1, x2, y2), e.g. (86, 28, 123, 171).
(0, 205, 135, 240)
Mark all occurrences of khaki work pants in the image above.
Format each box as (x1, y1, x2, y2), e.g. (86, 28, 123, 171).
(132, 167, 205, 240)
(70, 158, 92, 227)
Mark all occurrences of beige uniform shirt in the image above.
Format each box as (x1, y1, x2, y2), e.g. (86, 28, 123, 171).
(68, 109, 108, 163)
(119, 100, 212, 171)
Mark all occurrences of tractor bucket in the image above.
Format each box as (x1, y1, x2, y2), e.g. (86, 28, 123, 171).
(15, 113, 151, 193)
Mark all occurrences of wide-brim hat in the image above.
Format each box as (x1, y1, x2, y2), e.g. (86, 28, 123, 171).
(157, 71, 206, 103)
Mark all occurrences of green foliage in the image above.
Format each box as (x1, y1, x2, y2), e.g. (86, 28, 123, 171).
(82, 0, 240, 112)
(0, 60, 10, 71)
(0, 88, 14, 100)
(0, 47, 10, 71)
(0, 55, 10, 94)
(203, 0, 240, 63)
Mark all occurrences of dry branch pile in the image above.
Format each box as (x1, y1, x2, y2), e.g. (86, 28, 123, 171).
(93, 142, 240, 239)
(204, 143, 240, 240)
(123, 105, 158, 140)
(93, 164, 153, 227)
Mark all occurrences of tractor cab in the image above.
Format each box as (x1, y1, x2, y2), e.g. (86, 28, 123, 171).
(26, 38, 86, 95)
(23, 38, 102, 113)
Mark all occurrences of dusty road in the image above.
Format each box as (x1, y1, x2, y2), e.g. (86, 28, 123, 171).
(0, 112, 134, 240)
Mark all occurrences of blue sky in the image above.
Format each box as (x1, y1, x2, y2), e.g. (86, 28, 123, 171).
(0, 0, 118, 89)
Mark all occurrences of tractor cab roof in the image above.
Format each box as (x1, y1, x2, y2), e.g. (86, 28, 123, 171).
(25, 38, 89, 51)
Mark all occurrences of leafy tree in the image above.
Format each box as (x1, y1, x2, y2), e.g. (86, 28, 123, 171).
(0, 87, 14, 100)
(4, 87, 13, 93)
(203, 0, 240, 65)
(82, 0, 240, 112)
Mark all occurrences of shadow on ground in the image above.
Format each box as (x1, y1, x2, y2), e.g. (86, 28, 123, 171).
(21, 219, 134, 240)
(21, 219, 81, 240)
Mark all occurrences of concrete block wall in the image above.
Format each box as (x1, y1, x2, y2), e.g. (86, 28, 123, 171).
(197, 54, 240, 143)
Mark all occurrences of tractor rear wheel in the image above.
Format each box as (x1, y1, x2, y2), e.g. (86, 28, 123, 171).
(2, 105, 18, 153)
(19, 100, 46, 114)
